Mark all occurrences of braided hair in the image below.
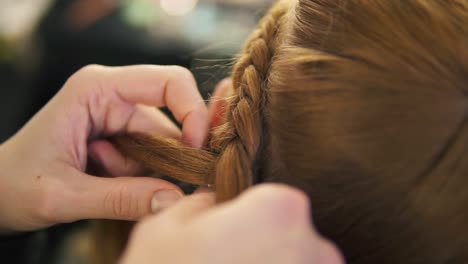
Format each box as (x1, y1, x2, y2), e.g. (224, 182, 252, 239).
(209, 1, 290, 201)
(112, 0, 291, 202)
(96, 0, 468, 263)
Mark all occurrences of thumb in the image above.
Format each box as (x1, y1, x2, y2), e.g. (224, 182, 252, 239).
(70, 175, 184, 221)
(316, 239, 345, 264)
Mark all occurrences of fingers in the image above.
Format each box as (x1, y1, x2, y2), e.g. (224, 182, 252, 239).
(316, 239, 345, 264)
(110, 65, 208, 148)
(68, 65, 209, 148)
(87, 105, 181, 176)
(69, 175, 184, 221)
(237, 184, 344, 264)
(62, 65, 207, 147)
(232, 184, 312, 226)
(156, 192, 215, 223)
(88, 140, 145, 176)
(125, 104, 181, 137)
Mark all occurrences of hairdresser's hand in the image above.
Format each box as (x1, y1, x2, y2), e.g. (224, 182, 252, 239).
(0, 65, 208, 232)
(121, 184, 344, 264)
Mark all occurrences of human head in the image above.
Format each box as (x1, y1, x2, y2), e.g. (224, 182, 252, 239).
(114, 0, 468, 262)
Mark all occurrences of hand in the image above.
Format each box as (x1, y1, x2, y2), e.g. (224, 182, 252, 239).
(121, 184, 344, 264)
(0, 65, 208, 232)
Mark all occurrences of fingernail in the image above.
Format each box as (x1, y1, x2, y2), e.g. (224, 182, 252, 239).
(151, 190, 184, 213)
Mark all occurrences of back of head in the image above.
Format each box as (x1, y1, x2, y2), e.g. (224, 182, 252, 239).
(265, 0, 468, 263)
(112, 0, 468, 263)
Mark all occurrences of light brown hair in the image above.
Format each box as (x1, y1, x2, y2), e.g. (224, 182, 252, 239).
(95, 0, 468, 263)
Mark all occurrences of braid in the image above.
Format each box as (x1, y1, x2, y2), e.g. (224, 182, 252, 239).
(210, 1, 290, 202)
(110, 2, 291, 203)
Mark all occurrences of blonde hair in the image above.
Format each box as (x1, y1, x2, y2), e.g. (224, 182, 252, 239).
(96, 0, 468, 263)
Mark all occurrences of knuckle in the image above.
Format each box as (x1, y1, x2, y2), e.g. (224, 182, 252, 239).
(69, 64, 106, 81)
(78, 64, 107, 76)
(167, 65, 194, 81)
(284, 232, 326, 264)
(317, 239, 345, 264)
(250, 184, 310, 223)
(104, 184, 140, 219)
(65, 64, 108, 89)
(190, 192, 216, 205)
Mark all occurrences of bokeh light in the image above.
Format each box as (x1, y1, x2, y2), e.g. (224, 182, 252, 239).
(160, 0, 199, 16)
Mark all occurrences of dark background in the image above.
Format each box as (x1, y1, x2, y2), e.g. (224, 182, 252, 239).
(0, 0, 271, 142)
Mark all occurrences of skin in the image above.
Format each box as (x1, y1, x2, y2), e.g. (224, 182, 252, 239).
(0, 65, 344, 263)
(0, 64, 209, 231)
(121, 185, 344, 264)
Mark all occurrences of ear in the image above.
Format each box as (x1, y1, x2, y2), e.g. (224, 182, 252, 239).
(208, 78, 232, 128)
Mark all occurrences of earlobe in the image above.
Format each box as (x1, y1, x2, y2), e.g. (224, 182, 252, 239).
(209, 78, 233, 128)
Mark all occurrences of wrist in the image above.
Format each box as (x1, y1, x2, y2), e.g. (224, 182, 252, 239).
(0, 138, 38, 232)
(0, 141, 14, 231)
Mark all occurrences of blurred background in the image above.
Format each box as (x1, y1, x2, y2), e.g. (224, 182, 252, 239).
(0, 0, 274, 142)
(0, 0, 273, 263)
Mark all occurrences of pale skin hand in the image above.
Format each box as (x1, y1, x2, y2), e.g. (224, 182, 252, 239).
(0, 67, 345, 262)
(0, 65, 209, 232)
(121, 184, 345, 264)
